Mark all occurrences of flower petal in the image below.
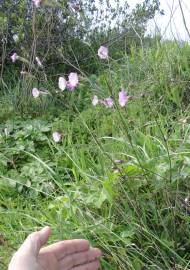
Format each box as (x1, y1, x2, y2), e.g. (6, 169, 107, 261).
(58, 77, 67, 91)
(101, 97, 114, 108)
(66, 82, 75, 91)
(119, 89, 129, 107)
(53, 132, 61, 142)
(13, 34, 19, 43)
(32, 0, 42, 7)
(98, 46, 108, 59)
(92, 95, 99, 106)
(68, 72, 79, 88)
(10, 53, 18, 63)
(32, 88, 40, 98)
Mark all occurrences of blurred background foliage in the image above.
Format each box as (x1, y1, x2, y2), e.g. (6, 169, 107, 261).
(0, 0, 162, 77)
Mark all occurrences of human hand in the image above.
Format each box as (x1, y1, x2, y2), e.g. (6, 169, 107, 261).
(9, 227, 101, 270)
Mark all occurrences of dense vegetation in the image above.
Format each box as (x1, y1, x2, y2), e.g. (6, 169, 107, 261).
(1, 0, 190, 269)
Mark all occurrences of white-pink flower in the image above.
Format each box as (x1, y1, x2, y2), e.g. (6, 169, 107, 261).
(13, 34, 19, 43)
(53, 132, 62, 143)
(10, 53, 18, 63)
(98, 46, 108, 60)
(92, 95, 99, 106)
(101, 97, 114, 108)
(32, 88, 40, 98)
(32, 0, 42, 7)
(58, 77, 67, 91)
(35, 56, 43, 67)
(119, 89, 129, 107)
(67, 72, 79, 91)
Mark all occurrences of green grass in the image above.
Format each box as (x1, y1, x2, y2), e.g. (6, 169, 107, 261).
(1, 41, 190, 269)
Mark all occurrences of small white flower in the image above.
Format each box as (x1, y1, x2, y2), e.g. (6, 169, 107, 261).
(92, 95, 99, 106)
(98, 46, 108, 59)
(185, 197, 189, 203)
(10, 53, 18, 63)
(58, 77, 67, 91)
(32, 0, 42, 7)
(53, 132, 62, 143)
(67, 72, 79, 91)
(13, 34, 19, 43)
(32, 88, 40, 98)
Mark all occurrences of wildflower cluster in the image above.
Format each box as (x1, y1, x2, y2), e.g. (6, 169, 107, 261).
(58, 73, 79, 92)
(92, 89, 130, 108)
(10, 29, 131, 142)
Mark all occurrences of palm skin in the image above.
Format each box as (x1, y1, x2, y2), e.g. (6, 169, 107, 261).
(9, 227, 101, 270)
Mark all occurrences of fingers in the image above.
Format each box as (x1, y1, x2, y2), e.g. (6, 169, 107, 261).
(59, 247, 101, 269)
(70, 260, 100, 270)
(40, 239, 90, 260)
(19, 226, 51, 257)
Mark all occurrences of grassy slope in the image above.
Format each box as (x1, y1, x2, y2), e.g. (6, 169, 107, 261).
(1, 41, 190, 269)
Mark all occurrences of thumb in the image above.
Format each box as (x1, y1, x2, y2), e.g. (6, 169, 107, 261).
(19, 226, 51, 257)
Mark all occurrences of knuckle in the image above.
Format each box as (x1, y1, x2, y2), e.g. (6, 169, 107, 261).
(86, 252, 91, 262)
(71, 254, 77, 265)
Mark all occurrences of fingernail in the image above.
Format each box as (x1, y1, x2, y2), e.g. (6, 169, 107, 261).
(41, 226, 51, 233)
(94, 249, 102, 258)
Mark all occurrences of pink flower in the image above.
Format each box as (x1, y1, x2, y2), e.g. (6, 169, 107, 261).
(66, 83, 75, 91)
(98, 46, 108, 59)
(67, 72, 79, 91)
(10, 53, 18, 63)
(58, 77, 67, 91)
(53, 132, 61, 143)
(35, 56, 43, 67)
(92, 95, 99, 106)
(101, 97, 114, 108)
(32, 88, 40, 98)
(32, 0, 42, 7)
(119, 89, 129, 107)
